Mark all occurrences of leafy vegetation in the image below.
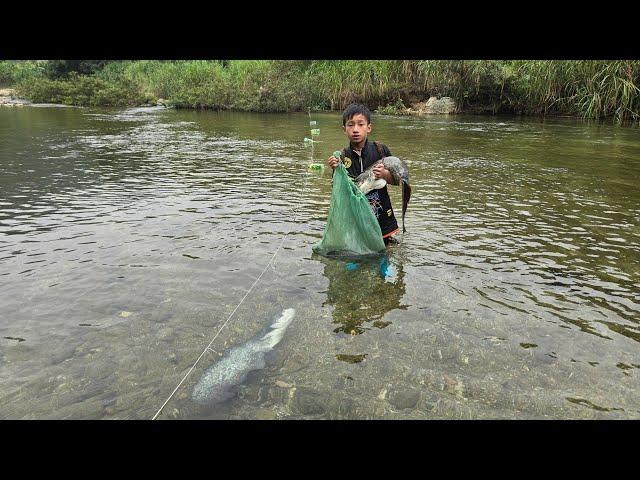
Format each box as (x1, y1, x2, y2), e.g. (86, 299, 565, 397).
(2, 60, 638, 123)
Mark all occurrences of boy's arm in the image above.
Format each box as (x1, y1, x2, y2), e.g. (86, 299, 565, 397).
(374, 143, 399, 185)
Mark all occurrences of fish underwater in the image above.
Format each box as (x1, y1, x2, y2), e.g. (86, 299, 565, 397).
(191, 308, 296, 405)
(354, 156, 412, 233)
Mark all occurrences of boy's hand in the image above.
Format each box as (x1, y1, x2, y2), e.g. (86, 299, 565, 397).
(373, 164, 392, 183)
(327, 155, 340, 170)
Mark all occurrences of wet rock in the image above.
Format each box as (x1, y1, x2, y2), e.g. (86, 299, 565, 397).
(374, 404, 387, 417)
(55, 381, 107, 408)
(388, 388, 420, 410)
(282, 351, 308, 372)
(443, 374, 465, 399)
(238, 384, 267, 405)
(111, 388, 155, 415)
(43, 398, 106, 419)
(418, 395, 440, 412)
(335, 397, 357, 418)
(334, 375, 355, 390)
(167, 352, 179, 364)
(254, 408, 277, 420)
(532, 349, 558, 365)
(157, 327, 174, 340)
(294, 387, 327, 416)
(49, 346, 77, 365)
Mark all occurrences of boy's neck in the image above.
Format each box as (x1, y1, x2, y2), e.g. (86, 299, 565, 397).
(350, 137, 367, 152)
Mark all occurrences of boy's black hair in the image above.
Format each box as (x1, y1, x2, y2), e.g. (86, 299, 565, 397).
(342, 104, 371, 126)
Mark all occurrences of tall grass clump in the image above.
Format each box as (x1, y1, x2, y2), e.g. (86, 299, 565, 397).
(302, 60, 409, 110)
(147, 60, 229, 108)
(501, 60, 640, 122)
(570, 61, 640, 122)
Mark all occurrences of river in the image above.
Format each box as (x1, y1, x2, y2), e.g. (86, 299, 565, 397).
(1, 106, 638, 419)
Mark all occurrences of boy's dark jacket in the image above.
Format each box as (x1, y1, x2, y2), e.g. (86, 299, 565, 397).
(341, 138, 399, 238)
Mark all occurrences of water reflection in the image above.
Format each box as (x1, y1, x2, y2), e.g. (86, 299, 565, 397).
(313, 251, 408, 337)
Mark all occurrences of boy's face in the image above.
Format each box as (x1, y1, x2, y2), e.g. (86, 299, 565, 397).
(343, 113, 371, 147)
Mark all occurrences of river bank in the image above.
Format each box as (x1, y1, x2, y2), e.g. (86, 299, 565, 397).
(0, 88, 614, 122)
(0, 86, 461, 115)
(3, 60, 638, 122)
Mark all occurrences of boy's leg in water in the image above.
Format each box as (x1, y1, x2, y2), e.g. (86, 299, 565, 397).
(384, 236, 399, 246)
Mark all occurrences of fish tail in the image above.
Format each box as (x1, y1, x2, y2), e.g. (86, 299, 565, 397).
(262, 308, 296, 348)
(402, 181, 411, 233)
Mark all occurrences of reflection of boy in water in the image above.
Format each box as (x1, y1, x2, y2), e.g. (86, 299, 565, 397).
(314, 254, 408, 335)
(326, 104, 401, 246)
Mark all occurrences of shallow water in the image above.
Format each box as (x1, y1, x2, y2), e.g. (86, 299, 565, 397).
(0, 106, 638, 419)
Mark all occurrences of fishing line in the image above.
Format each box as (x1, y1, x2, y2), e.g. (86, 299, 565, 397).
(152, 114, 320, 420)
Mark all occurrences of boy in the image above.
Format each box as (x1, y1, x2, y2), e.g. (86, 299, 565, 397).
(327, 103, 400, 245)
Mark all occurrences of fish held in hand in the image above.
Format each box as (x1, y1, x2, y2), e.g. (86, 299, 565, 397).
(355, 156, 412, 233)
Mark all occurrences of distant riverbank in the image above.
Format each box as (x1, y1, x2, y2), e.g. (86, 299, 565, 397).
(2, 60, 638, 123)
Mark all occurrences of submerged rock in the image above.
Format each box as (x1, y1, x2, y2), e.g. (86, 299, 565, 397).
(294, 387, 327, 416)
(388, 388, 421, 410)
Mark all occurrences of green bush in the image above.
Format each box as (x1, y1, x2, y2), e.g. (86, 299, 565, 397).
(0, 61, 13, 85)
(0, 61, 46, 86)
(44, 60, 108, 79)
(16, 73, 150, 106)
(376, 99, 408, 115)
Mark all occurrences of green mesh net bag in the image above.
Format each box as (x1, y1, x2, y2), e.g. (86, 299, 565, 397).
(312, 160, 386, 256)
